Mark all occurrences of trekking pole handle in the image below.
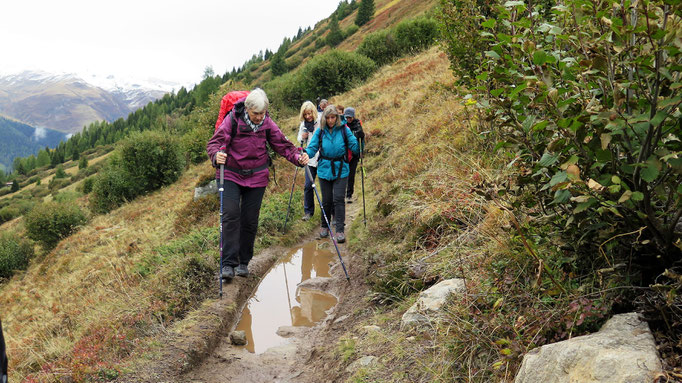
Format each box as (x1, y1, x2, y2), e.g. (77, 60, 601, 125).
(218, 147, 226, 186)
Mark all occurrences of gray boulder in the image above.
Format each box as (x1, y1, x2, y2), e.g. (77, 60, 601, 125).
(514, 312, 662, 383)
(194, 180, 217, 201)
(401, 278, 466, 330)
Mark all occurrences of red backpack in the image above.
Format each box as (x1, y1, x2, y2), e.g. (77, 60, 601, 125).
(214, 90, 250, 132)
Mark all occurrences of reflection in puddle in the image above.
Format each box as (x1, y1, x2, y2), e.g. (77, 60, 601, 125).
(234, 241, 338, 353)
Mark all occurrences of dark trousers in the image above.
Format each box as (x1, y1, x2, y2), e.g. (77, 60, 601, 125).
(1, 320, 7, 383)
(320, 177, 347, 233)
(221, 180, 266, 267)
(346, 156, 360, 198)
(303, 165, 318, 216)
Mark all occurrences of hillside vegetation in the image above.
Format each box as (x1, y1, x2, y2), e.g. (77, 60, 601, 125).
(1, 0, 680, 381)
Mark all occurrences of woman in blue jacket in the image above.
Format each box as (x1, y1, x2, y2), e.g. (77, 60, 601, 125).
(305, 105, 359, 243)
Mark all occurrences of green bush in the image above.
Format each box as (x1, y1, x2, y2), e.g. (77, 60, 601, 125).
(0, 206, 19, 224)
(54, 165, 67, 179)
(357, 29, 401, 66)
(449, 0, 682, 278)
(24, 201, 87, 249)
(119, 131, 186, 193)
(0, 232, 34, 279)
(393, 17, 439, 54)
(181, 126, 211, 165)
(296, 50, 376, 105)
(344, 24, 359, 39)
(82, 176, 95, 194)
(89, 166, 137, 214)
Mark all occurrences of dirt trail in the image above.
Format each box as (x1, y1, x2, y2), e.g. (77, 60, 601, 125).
(182, 200, 368, 383)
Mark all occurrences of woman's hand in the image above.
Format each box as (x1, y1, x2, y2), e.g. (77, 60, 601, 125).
(302, 131, 309, 140)
(299, 152, 309, 166)
(216, 152, 227, 165)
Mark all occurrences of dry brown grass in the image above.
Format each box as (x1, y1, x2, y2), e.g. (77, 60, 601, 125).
(0, 162, 207, 381)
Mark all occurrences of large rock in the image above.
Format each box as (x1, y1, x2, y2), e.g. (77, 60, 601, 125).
(514, 313, 662, 383)
(401, 278, 466, 330)
(194, 180, 217, 200)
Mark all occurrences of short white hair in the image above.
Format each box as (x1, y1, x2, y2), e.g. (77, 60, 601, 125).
(245, 88, 269, 112)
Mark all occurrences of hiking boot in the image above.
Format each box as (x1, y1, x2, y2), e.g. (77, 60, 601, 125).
(236, 264, 249, 277)
(320, 228, 329, 238)
(336, 232, 346, 243)
(221, 265, 234, 280)
(346, 197, 353, 204)
(302, 213, 312, 221)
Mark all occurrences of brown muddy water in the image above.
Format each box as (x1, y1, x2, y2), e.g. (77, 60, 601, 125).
(234, 241, 338, 354)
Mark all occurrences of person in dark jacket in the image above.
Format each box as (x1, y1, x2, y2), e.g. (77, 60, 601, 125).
(1, 319, 7, 383)
(304, 105, 359, 243)
(207, 88, 309, 279)
(343, 107, 365, 203)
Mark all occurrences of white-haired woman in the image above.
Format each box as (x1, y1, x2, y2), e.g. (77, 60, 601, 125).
(297, 101, 320, 221)
(207, 88, 309, 279)
(304, 105, 359, 243)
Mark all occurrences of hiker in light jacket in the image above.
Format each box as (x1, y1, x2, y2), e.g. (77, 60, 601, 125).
(297, 101, 320, 221)
(343, 107, 365, 203)
(207, 88, 309, 279)
(305, 105, 359, 243)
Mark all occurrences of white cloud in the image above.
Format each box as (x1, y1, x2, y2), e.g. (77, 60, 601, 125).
(0, 0, 341, 87)
(33, 127, 47, 141)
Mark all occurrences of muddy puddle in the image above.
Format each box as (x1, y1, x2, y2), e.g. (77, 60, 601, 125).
(234, 241, 338, 354)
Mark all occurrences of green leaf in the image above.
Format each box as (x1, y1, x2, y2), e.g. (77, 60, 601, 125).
(476, 72, 489, 81)
(631, 191, 644, 201)
(533, 50, 548, 65)
(552, 189, 571, 204)
(510, 83, 528, 99)
(596, 149, 613, 162)
(533, 120, 549, 132)
(482, 19, 496, 28)
(574, 198, 597, 213)
(539, 152, 560, 167)
(550, 171, 568, 187)
(486, 51, 501, 60)
(640, 160, 660, 183)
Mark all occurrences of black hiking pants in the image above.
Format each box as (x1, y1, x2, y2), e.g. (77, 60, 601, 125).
(221, 181, 266, 268)
(320, 176, 347, 233)
(346, 156, 360, 198)
(1, 320, 7, 383)
(303, 165, 318, 216)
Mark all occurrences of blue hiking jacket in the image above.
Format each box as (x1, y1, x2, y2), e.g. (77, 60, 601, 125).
(305, 125, 359, 181)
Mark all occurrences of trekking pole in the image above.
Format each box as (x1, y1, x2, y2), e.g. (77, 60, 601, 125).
(218, 148, 225, 299)
(282, 141, 304, 232)
(304, 165, 350, 282)
(360, 138, 366, 227)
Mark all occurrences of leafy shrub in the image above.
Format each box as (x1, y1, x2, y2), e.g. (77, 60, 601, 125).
(24, 201, 87, 249)
(53, 190, 82, 203)
(0, 206, 19, 224)
(119, 131, 186, 193)
(344, 24, 359, 39)
(31, 185, 50, 198)
(393, 17, 439, 54)
(89, 166, 138, 214)
(54, 165, 67, 179)
(82, 176, 95, 194)
(295, 50, 376, 106)
(357, 29, 401, 66)
(446, 0, 682, 278)
(0, 232, 34, 279)
(181, 126, 211, 165)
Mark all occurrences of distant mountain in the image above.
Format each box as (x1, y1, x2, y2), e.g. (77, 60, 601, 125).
(0, 115, 66, 172)
(0, 71, 175, 134)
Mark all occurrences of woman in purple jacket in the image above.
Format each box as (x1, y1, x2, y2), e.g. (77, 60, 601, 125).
(207, 89, 309, 279)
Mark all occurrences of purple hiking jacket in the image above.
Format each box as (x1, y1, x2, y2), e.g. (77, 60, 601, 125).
(207, 107, 301, 188)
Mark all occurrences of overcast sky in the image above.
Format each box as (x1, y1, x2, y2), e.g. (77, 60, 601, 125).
(0, 0, 341, 88)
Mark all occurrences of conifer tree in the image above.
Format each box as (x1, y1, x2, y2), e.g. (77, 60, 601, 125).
(327, 15, 344, 46)
(355, 0, 374, 26)
(271, 52, 288, 76)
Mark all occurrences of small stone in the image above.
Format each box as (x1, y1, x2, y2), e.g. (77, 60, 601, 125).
(362, 325, 381, 332)
(230, 330, 247, 346)
(193, 180, 217, 200)
(346, 355, 379, 373)
(406, 336, 416, 341)
(334, 314, 351, 324)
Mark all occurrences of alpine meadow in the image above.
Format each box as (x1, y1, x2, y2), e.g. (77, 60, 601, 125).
(0, 0, 680, 382)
